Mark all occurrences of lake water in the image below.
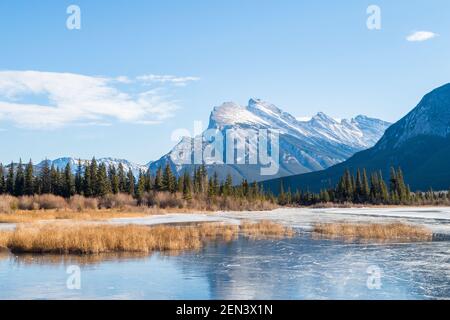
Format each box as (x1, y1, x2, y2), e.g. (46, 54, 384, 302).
(1, 232, 449, 300)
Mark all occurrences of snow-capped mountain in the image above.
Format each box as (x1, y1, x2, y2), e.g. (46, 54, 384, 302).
(261, 83, 450, 192)
(149, 99, 390, 182)
(377, 83, 450, 149)
(35, 157, 149, 177)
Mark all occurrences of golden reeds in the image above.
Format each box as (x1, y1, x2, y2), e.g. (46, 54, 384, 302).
(313, 222, 432, 242)
(0, 220, 294, 255)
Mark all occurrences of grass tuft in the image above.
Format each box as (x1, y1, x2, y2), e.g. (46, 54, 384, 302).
(313, 222, 432, 242)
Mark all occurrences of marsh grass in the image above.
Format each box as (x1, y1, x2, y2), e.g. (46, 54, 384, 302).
(0, 220, 293, 255)
(313, 222, 432, 242)
(241, 220, 294, 239)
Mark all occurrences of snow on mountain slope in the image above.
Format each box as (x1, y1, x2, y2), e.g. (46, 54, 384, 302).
(150, 99, 391, 182)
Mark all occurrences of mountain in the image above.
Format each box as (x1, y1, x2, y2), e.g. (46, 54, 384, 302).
(150, 98, 390, 182)
(261, 83, 450, 193)
(34, 157, 149, 177)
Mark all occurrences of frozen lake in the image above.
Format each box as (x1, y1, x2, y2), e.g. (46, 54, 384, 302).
(0, 207, 449, 299)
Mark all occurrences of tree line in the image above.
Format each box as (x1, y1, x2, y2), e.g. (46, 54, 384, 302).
(0, 159, 268, 202)
(1, 159, 448, 207)
(278, 167, 450, 206)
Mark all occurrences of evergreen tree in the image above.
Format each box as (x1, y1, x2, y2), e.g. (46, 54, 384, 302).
(144, 168, 153, 192)
(154, 167, 164, 191)
(162, 164, 175, 193)
(96, 163, 110, 197)
(223, 174, 233, 197)
(75, 159, 83, 195)
(109, 165, 119, 194)
(355, 169, 363, 203)
(6, 162, 14, 195)
(126, 169, 135, 196)
(176, 173, 184, 193)
(24, 160, 34, 196)
(117, 163, 127, 193)
(89, 158, 98, 196)
(40, 160, 52, 194)
(361, 169, 370, 203)
(14, 159, 25, 196)
(135, 170, 146, 202)
(182, 172, 192, 200)
(0, 163, 5, 194)
(50, 165, 59, 195)
(63, 163, 75, 198)
(83, 163, 92, 197)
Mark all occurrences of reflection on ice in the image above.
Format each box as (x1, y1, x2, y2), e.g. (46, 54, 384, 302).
(0, 232, 449, 300)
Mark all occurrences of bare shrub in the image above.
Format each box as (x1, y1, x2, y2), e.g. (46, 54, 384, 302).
(69, 195, 98, 211)
(0, 195, 19, 213)
(35, 194, 67, 210)
(99, 193, 137, 209)
(18, 196, 40, 210)
(144, 192, 185, 209)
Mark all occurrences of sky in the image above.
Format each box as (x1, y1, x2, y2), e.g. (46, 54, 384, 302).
(0, 0, 449, 164)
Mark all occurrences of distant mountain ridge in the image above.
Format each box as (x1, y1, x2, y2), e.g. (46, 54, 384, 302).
(2, 99, 390, 183)
(261, 83, 450, 192)
(34, 157, 149, 177)
(149, 98, 390, 182)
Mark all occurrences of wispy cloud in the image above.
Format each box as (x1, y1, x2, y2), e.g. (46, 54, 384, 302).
(0, 71, 197, 129)
(406, 31, 438, 42)
(136, 74, 200, 87)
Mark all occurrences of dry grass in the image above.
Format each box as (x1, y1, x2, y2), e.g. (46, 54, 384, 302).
(0, 220, 293, 255)
(313, 222, 432, 242)
(0, 209, 148, 224)
(241, 220, 294, 239)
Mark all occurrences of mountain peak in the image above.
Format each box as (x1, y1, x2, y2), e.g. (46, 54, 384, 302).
(377, 83, 450, 149)
(311, 112, 336, 123)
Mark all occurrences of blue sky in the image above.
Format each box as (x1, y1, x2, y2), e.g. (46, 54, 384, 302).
(0, 0, 449, 164)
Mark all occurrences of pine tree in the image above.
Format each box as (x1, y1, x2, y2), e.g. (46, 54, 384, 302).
(355, 169, 363, 203)
(361, 169, 370, 203)
(14, 159, 25, 196)
(135, 170, 146, 202)
(182, 172, 192, 200)
(118, 163, 127, 193)
(155, 167, 164, 191)
(278, 181, 287, 205)
(144, 168, 153, 192)
(24, 159, 34, 196)
(162, 164, 175, 193)
(0, 163, 5, 194)
(40, 160, 52, 194)
(379, 171, 389, 203)
(63, 163, 75, 198)
(83, 163, 92, 197)
(96, 163, 110, 197)
(6, 162, 14, 195)
(176, 174, 184, 193)
(50, 165, 59, 195)
(126, 169, 135, 196)
(109, 165, 119, 194)
(89, 158, 98, 196)
(75, 159, 83, 195)
(223, 174, 233, 197)
(343, 169, 353, 202)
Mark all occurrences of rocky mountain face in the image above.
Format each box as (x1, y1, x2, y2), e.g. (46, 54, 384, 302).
(149, 98, 390, 182)
(261, 84, 450, 192)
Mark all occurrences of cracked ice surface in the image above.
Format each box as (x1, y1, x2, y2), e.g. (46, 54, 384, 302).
(109, 207, 450, 235)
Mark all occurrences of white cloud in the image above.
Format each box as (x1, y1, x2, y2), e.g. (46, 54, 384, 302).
(136, 74, 200, 87)
(406, 31, 438, 42)
(0, 71, 196, 129)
